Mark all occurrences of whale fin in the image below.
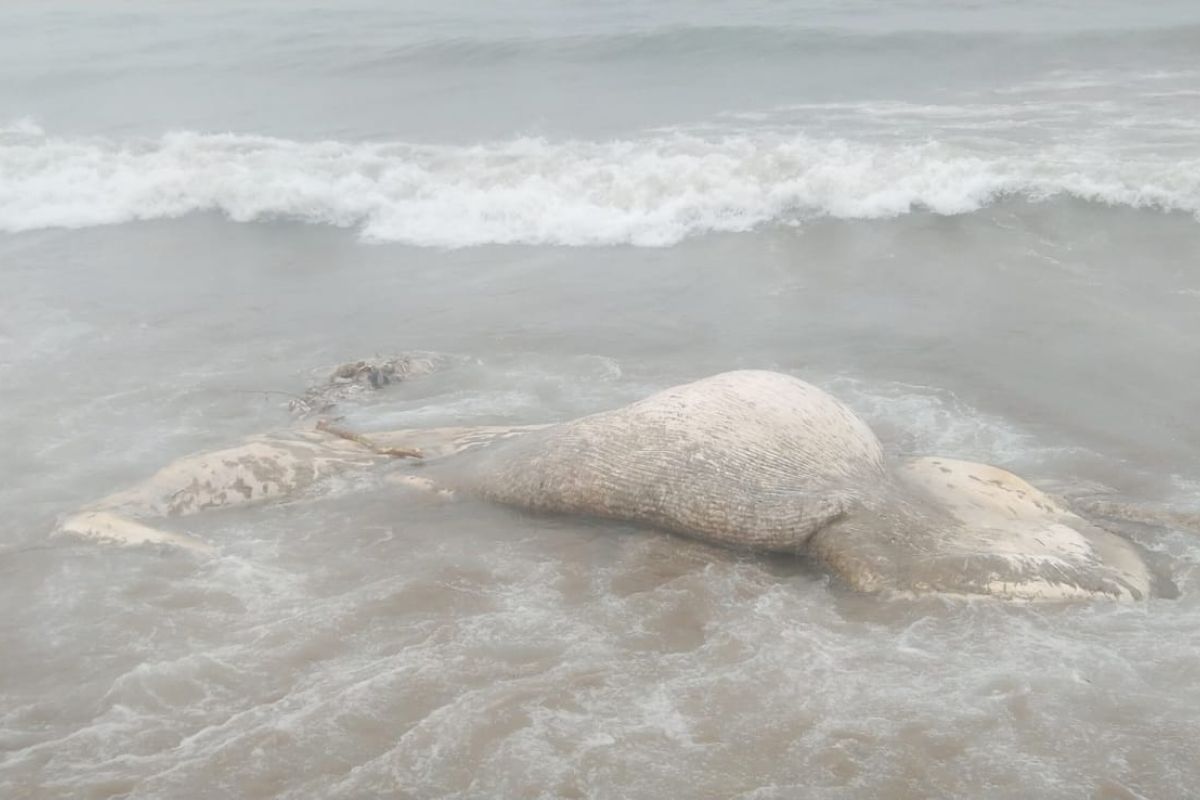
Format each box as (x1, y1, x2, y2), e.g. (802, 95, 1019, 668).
(53, 429, 390, 550)
(57, 511, 214, 554)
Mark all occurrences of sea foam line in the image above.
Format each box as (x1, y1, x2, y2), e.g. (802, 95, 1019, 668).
(1, 123, 1198, 246)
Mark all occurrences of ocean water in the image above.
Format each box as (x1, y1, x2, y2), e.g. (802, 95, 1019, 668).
(2, 2, 1200, 798)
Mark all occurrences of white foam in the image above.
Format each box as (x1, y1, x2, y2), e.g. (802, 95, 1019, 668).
(2, 123, 1199, 246)
(824, 375, 1052, 466)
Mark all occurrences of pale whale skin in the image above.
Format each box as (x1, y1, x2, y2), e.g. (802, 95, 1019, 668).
(60, 370, 1161, 602)
(464, 371, 1156, 602)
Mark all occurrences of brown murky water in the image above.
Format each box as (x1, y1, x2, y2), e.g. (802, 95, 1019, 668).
(2, 204, 1198, 798)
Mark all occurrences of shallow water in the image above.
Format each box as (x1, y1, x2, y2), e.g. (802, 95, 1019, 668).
(3, 2, 1200, 798)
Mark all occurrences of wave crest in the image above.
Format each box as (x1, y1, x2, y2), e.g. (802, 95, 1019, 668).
(1, 124, 1197, 246)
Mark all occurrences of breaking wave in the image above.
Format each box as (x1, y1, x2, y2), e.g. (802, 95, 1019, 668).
(2, 121, 1198, 247)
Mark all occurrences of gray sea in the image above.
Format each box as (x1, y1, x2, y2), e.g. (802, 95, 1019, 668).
(2, 2, 1199, 798)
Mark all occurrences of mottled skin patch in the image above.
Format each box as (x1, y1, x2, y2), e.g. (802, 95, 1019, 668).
(97, 431, 383, 519)
(58, 424, 544, 549)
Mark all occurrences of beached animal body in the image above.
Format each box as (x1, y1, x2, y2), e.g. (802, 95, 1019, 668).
(60, 370, 1176, 602)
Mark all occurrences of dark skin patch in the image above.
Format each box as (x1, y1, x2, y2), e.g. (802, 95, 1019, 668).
(231, 477, 254, 500)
